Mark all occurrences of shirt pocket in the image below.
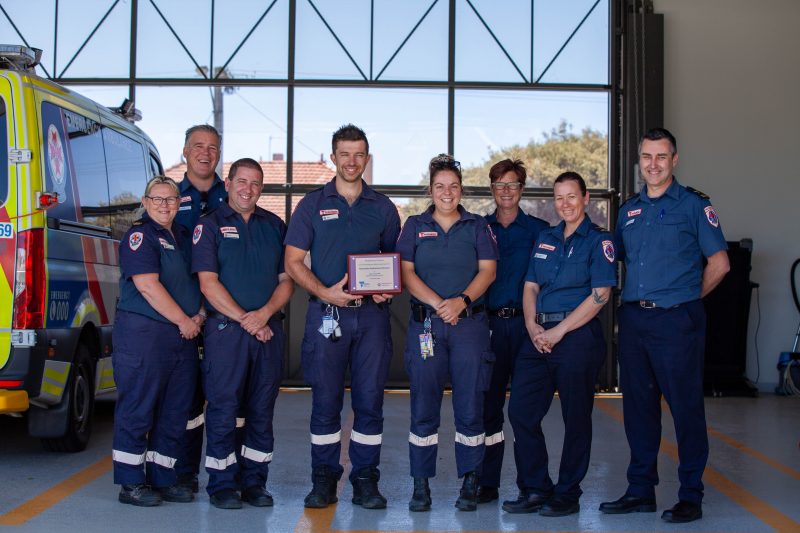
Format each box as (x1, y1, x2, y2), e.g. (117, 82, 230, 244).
(563, 255, 590, 286)
(656, 213, 689, 248)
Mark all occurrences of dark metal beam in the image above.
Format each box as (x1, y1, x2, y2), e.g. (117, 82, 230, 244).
(535, 0, 602, 83)
(148, 0, 207, 78)
(375, 0, 439, 82)
(464, 0, 528, 83)
(306, 0, 367, 80)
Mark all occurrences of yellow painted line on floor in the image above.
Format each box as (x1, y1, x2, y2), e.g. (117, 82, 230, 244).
(706, 425, 800, 482)
(294, 412, 355, 533)
(595, 398, 800, 533)
(0, 455, 111, 526)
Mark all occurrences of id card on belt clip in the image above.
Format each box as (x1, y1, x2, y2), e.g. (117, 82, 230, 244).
(419, 316, 434, 360)
(319, 305, 340, 339)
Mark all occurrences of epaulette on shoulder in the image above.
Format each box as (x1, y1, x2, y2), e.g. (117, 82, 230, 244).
(620, 192, 638, 207)
(132, 219, 144, 226)
(591, 223, 608, 232)
(685, 186, 710, 200)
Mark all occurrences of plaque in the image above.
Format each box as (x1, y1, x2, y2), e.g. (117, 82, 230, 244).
(347, 253, 402, 295)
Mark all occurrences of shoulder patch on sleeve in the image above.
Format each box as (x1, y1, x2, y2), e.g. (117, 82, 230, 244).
(601, 239, 615, 263)
(192, 224, 203, 245)
(486, 223, 497, 244)
(686, 186, 710, 200)
(128, 231, 144, 251)
(703, 206, 720, 227)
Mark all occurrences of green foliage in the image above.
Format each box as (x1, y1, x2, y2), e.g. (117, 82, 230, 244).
(404, 120, 609, 226)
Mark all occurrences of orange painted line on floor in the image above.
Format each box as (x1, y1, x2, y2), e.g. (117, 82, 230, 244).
(0, 455, 111, 526)
(595, 399, 800, 533)
(706, 425, 800, 482)
(294, 412, 355, 533)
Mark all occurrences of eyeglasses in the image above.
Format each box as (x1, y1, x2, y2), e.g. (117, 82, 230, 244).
(430, 154, 461, 171)
(491, 182, 522, 191)
(145, 196, 179, 206)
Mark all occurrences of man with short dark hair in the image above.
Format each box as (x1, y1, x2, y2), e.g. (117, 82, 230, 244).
(173, 124, 227, 493)
(600, 128, 729, 523)
(284, 124, 401, 510)
(193, 158, 294, 509)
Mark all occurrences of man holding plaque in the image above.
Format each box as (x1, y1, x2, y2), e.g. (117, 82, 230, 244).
(284, 124, 401, 510)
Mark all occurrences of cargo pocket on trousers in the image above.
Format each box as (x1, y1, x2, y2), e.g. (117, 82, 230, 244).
(300, 338, 317, 387)
(479, 350, 496, 391)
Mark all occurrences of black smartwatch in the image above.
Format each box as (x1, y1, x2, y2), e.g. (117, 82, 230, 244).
(459, 293, 472, 307)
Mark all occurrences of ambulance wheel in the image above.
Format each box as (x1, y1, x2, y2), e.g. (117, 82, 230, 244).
(41, 344, 95, 452)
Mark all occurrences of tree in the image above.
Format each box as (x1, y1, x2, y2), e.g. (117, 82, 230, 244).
(404, 120, 609, 226)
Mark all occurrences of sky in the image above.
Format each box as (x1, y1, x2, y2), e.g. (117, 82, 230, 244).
(1, 0, 610, 185)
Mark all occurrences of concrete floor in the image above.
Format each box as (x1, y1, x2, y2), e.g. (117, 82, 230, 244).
(1, 391, 798, 533)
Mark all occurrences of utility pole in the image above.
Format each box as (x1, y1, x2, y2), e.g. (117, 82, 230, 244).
(198, 66, 236, 177)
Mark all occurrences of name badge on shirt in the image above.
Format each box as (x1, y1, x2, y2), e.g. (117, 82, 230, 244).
(418, 231, 438, 238)
(320, 209, 339, 221)
(158, 237, 175, 250)
(627, 208, 642, 217)
(534, 253, 548, 259)
(538, 243, 556, 251)
(220, 226, 239, 239)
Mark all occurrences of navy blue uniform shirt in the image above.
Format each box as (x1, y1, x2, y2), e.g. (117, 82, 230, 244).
(175, 173, 228, 231)
(486, 209, 549, 310)
(192, 202, 286, 313)
(526, 215, 617, 313)
(284, 178, 401, 287)
(118, 214, 201, 323)
(396, 205, 499, 305)
(614, 177, 727, 308)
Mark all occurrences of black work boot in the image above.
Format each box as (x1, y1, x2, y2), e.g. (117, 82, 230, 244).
(408, 478, 431, 512)
(119, 484, 162, 507)
(176, 472, 199, 494)
(304, 466, 339, 508)
(455, 471, 479, 511)
(350, 467, 387, 509)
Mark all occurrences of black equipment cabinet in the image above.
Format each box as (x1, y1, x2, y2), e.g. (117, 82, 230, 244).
(702, 240, 759, 396)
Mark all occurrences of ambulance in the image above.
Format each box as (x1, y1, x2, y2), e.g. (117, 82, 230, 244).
(0, 45, 163, 451)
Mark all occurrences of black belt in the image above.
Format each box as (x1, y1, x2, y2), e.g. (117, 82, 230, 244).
(411, 303, 485, 323)
(489, 307, 523, 318)
(309, 295, 387, 309)
(626, 300, 682, 309)
(206, 310, 285, 322)
(535, 311, 570, 325)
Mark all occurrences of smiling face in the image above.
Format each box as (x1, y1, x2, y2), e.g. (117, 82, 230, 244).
(183, 130, 221, 181)
(430, 169, 462, 216)
(553, 179, 589, 225)
(331, 139, 369, 184)
(144, 183, 179, 228)
(492, 170, 523, 210)
(225, 165, 263, 215)
(639, 138, 678, 193)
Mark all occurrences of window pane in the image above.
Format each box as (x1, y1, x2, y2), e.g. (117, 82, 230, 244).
(0, 1, 56, 78)
(293, 87, 448, 185)
(519, 198, 609, 227)
(56, 0, 131, 78)
(103, 128, 147, 240)
(213, 0, 288, 79)
(455, 89, 609, 189)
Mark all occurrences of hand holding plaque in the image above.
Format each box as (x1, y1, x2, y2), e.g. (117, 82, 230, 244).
(347, 253, 402, 295)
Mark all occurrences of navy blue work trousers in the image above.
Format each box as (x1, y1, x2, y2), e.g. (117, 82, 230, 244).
(202, 316, 283, 495)
(405, 311, 494, 478)
(508, 318, 605, 502)
(481, 314, 526, 487)
(112, 310, 198, 487)
(618, 300, 708, 504)
(301, 302, 393, 479)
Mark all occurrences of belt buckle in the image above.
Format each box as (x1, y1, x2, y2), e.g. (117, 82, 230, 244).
(535, 313, 544, 324)
(344, 299, 362, 308)
(639, 300, 657, 309)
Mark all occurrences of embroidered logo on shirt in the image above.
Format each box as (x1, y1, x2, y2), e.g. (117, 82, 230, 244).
(128, 232, 143, 251)
(625, 218, 636, 226)
(320, 209, 339, 221)
(192, 225, 203, 245)
(704, 206, 719, 228)
(158, 237, 175, 250)
(538, 243, 556, 251)
(418, 231, 438, 238)
(627, 208, 642, 217)
(602, 240, 615, 263)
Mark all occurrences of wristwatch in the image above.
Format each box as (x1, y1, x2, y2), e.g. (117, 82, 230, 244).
(459, 293, 472, 307)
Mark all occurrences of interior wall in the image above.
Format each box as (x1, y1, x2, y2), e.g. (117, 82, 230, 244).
(654, 0, 800, 391)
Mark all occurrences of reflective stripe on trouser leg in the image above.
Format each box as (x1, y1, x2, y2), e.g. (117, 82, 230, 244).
(203, 319, 250, 495)
(111, 312, 196, 487)
(405, 317, 446, 478)
(347, 304, 392, 472)
(302, 305, 349, 477)
(239, 320, 284, 490)
(449, 314, 491, 477)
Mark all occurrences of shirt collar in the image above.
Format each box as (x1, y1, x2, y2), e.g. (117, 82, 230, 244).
(179, 173, 224, 194)
(322, 177, 376, 201)
(555, 214, 592, 239)
(640, 175, 682, 202)
(140, 212, 174, 235)
(487, 208, 525, 227)
(420, 204, 476, 223)
(216, 201, 267, 220)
